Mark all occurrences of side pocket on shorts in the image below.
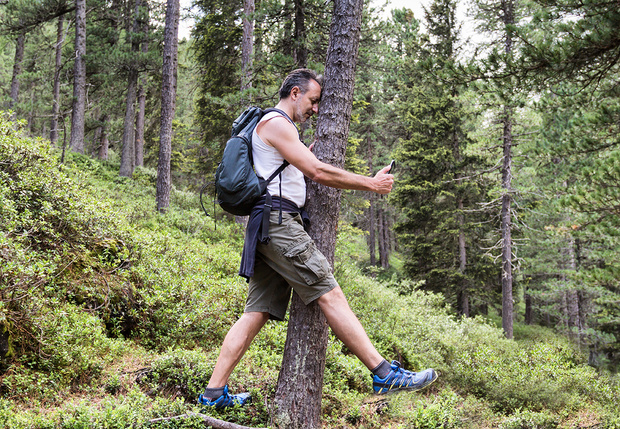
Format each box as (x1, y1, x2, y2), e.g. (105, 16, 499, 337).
(283, 240, 331, 285)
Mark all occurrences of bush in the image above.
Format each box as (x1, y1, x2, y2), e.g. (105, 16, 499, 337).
(499, 409, 559, 429)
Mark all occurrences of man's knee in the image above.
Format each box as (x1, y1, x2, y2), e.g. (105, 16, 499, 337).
(317, 286, 347, 311)
(241, 311, 270, 327)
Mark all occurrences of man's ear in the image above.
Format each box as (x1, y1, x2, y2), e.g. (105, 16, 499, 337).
(290, 86, 301, 100)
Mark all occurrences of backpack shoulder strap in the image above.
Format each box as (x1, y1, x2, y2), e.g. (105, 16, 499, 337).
(259, 107, 295, 184)
(263, 107, 294, 125)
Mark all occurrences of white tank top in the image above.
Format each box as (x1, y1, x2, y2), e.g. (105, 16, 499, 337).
(252, 111, 306, 208)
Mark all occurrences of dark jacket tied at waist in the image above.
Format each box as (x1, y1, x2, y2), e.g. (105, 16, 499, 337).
(239, 196, 310, 280)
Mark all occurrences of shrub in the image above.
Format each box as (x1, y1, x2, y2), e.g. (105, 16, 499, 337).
(499, 409, 559, 429)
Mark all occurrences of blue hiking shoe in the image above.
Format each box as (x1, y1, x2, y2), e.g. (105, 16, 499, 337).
(373, 360, 438, 394)
(197, 385, 251, 408)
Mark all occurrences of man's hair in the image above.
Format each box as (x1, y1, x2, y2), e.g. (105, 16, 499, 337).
(279, 68, 323, 100)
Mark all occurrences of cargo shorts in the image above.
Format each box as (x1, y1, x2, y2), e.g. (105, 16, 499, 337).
(244, 211, 338, 321)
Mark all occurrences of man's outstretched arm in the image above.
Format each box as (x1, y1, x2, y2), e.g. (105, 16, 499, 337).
(259, 116, 394, 194)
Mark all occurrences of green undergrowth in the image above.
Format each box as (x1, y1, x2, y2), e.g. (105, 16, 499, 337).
(1, 113, 620, 427)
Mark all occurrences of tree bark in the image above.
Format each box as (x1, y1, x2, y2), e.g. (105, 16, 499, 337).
(69, 0, 87, 154)
(50, 15, 65, 145)
(272, 1, 364, 428)
(9, 32, 26, 114)
(156, 0, 180, 213)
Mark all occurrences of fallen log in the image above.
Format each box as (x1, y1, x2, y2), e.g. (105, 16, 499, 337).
(148, 412, 268, 429)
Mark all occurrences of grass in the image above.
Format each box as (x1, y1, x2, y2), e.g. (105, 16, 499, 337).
(1, 113, 619, 427)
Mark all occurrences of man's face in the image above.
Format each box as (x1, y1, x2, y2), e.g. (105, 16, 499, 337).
(293, 79, 321, 123)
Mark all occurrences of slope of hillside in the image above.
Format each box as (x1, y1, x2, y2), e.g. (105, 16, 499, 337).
(1, 114, 619, 428)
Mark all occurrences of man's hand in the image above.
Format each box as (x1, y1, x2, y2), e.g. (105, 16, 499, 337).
(373, 165, 394, 194)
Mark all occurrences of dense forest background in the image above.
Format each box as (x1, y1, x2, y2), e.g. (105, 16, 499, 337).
(1, 0, 620, 426)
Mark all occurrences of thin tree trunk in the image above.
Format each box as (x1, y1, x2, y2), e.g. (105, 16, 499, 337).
(293, 0, 307, 67)
(282, 0, 293, 58)
(135, 4, 149, 168)
(524, 286, 533, 324)
(500, 0, 515, 340)
(273, 1, 364, 427)
(378, 206, 389, 268)
(135, 82, 146, 167)
(500, 104, 514, 339)
(51, 15, 65, 144)
(254, 0, 263, 62)
(69, 0, 87, 154)
(156, 0, 180, 213)
(99, 114, 109, 160)
(566, 234, 580, 342)
(9, 32, 26, 116)
(241, 0, 254, 93)
(367, 141, 376, 268)
(236, 0, 255, 226)
(368, 197, 376, 267)
(120, 0, 143, 177)
(458, 199, 469, 317)
(28, 80, 36, 132)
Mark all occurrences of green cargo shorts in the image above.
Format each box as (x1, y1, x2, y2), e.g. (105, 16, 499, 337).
(245, 211, 338, 321)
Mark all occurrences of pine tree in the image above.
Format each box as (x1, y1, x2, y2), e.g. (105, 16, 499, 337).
(393, 1, 496, 316)
(69, 0, 86, 154)
(273, 0, 364, 426)
(156, 0, 180, 213)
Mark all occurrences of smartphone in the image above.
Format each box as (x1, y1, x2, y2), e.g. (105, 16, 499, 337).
(389, 159, 396, 174)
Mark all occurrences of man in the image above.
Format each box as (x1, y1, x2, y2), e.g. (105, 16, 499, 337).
(199, 69, 437, 408)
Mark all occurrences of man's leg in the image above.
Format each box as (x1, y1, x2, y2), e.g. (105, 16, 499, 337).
(317, 286, 438, 394)
(317, 286, 383, 371)
(207, 311, 270, 388)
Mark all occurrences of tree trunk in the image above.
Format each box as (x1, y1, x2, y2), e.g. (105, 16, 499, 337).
(50, 15, 65, 144)
(69, 0, 87, 154)
(458, 199, 469, 317)
(135, 4, 149, 168)
(368, 197, 376, 267)
(378, 206, 390, 269)
(120, 0, 143, 177)
(241, 0, 254, 93)
(282, 0, 293, 58)
(500, 104, 514, 339)
(135, 82, 146, 167)
(366, 140, 377, 268)
(293, 0, 307, 67)
(156, 0, 180, 213)
(566, 234, 580, 342)
(9, 32, 26, 114)
(99, 114, 109, 160)
(273, 1, 364, 427)
(500, 0, 515, 340)
(236, 0, 255, 226)
(524, 285, 533, 324)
